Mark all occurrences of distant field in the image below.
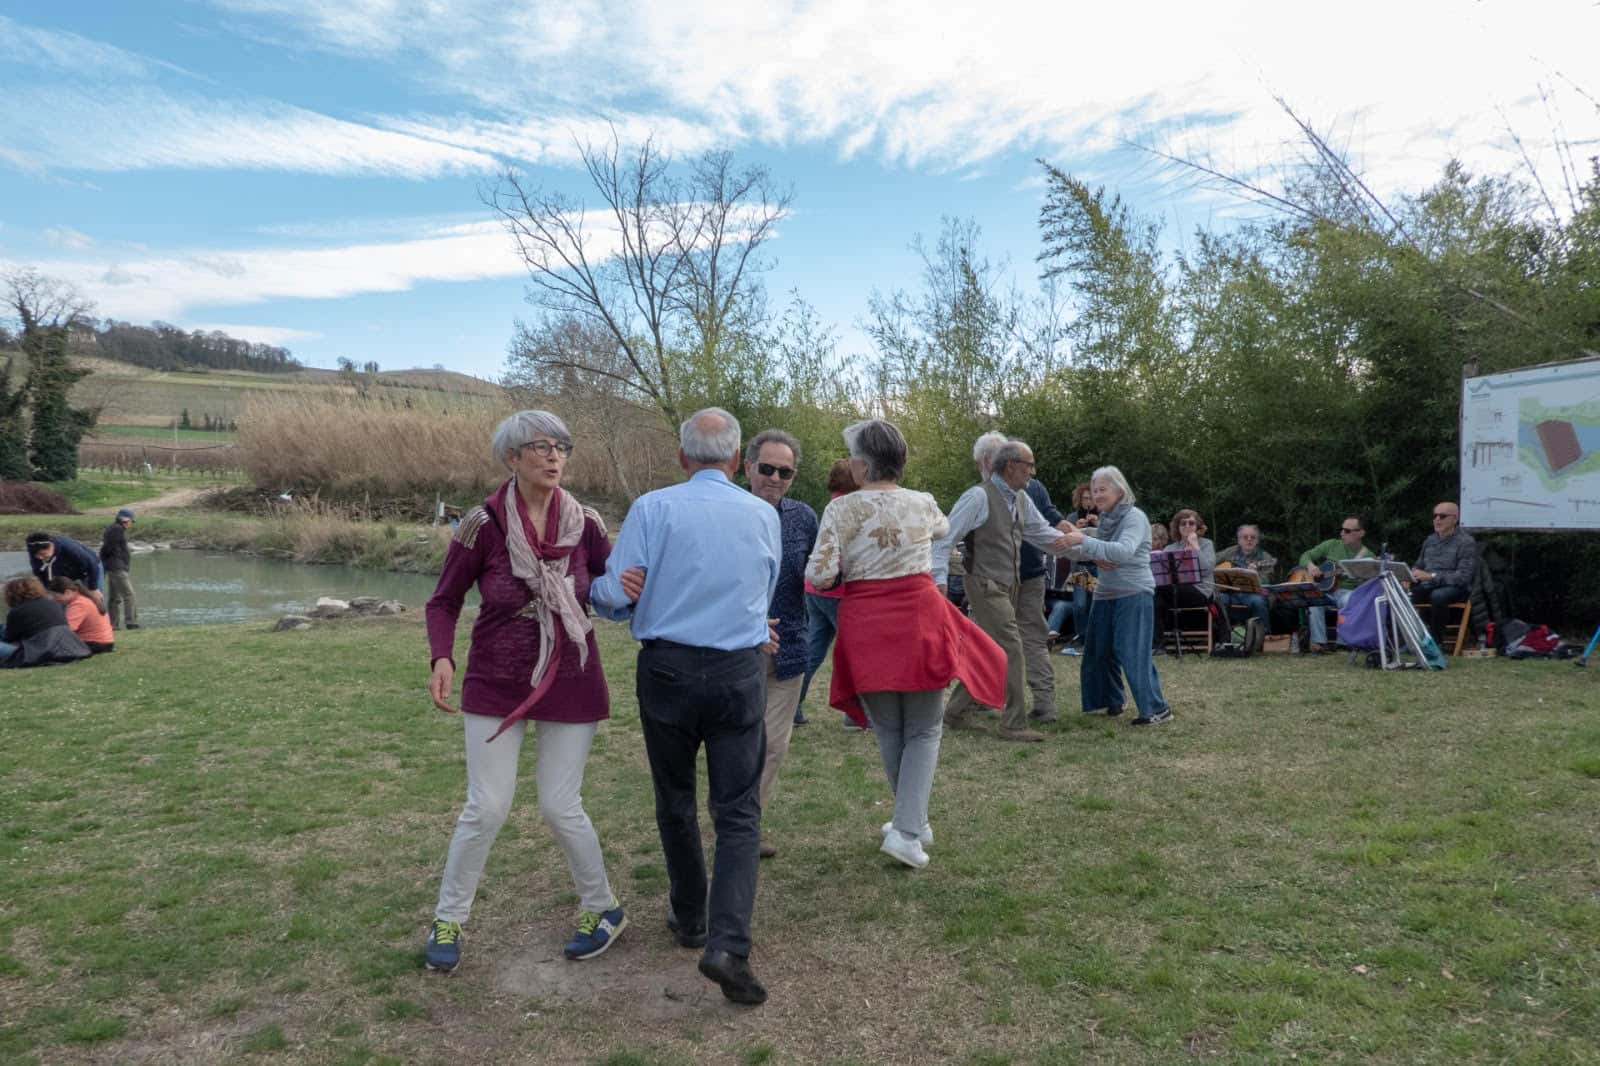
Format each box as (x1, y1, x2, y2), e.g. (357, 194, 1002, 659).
(90, 424, 239, 443)
(1, 349, 508, 430)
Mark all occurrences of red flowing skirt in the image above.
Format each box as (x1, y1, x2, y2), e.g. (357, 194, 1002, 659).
(829, 573, 1007, 726)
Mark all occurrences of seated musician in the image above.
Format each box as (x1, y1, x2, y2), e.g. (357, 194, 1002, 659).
(1408, 501, 1477, 647)
(1214, 523, 1276, 632)
(1154, 508, 1215, 646)
(1149, 521, 1170, 552)
(1296, 515, 1372, 651)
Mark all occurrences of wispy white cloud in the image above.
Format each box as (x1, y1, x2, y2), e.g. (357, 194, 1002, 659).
(42, 226, 94, 250)
(3, 215, 621, 323)
(201, 0, 1600, 203)
(186, 322, 323, 346)
(0, 85, 498, 178)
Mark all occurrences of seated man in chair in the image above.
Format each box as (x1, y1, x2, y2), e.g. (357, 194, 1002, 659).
(1296, 516, 1372, 651)
(1409, 501, 1477, 648)
(1215, 523, 1276, 635)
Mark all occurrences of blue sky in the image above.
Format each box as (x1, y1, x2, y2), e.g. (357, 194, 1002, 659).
(2, 1, 1595, 379)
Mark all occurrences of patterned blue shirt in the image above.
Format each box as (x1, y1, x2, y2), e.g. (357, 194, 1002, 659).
(591, 469, 781, 650)
(768, 497, 818, 679)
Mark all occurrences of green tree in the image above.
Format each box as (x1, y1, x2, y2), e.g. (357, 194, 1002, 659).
(4, 268, 97, 482)
(0, 357, 31, 480)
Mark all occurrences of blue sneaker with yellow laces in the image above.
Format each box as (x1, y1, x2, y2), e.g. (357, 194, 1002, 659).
(424, 919, 463, 972)
(564, 900, 627, 960)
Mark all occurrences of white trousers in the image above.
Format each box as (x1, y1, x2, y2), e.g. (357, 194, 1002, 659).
(435, 714, 613, 920)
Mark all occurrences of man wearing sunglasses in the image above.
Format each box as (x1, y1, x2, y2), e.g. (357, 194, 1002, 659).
(1409, 502, 1477, 647)
(1295, 517, 1372, 651)
(742, 429, 818, 860)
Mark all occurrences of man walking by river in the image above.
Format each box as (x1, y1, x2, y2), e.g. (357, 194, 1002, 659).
(591, 406, 781, 1006)
(100, 508, 140, 630)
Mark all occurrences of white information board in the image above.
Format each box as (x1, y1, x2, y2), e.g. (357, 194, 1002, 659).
(1460, 357, 1600, 530)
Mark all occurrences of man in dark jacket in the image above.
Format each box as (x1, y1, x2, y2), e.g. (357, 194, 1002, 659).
(1410, 501, 1477, 646)
(26, 532, 104, 612)
(99, 508, 140, 630)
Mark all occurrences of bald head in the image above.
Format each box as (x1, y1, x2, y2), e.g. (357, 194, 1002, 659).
(1432, 501, 1460, 536)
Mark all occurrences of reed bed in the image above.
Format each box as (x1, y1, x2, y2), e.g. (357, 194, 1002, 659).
(237, 391, 676, 500)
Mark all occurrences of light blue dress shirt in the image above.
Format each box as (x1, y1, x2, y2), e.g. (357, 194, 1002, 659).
(590, 469, 782, 650)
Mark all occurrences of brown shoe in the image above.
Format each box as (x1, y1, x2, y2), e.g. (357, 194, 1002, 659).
(759, 838, 777, 859)
(998, 728, 1046, 743)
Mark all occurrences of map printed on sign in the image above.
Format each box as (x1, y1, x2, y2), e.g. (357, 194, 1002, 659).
(1460, 356, 1600, 530)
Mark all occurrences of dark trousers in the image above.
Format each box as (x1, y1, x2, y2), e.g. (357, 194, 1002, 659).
(1411, 584, 1468, 646)
(636, 643, 766, 958)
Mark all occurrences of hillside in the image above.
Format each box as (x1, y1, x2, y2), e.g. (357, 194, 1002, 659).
(0, 347, 508, 430)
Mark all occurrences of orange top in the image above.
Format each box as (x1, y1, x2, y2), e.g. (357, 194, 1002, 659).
(64, 595, 115, 645)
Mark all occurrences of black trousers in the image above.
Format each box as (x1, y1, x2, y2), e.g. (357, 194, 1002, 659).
(1411, 584, 1468, 646)
(636, 642, 767, 958)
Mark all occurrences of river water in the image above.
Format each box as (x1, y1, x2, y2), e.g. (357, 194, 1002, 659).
(0, 549, 467, 628)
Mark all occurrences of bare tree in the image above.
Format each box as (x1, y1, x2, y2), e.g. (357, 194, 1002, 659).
(488, 133, 792, 432)
(3, 267, 93, 333)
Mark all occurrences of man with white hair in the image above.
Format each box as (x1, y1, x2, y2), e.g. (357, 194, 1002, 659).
(591, 407, 780, 1007)
(932, 434, 1071, 742)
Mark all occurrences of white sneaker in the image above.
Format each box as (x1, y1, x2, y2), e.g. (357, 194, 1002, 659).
(880, 830, 930, 869)
(881, 821, 933, 848)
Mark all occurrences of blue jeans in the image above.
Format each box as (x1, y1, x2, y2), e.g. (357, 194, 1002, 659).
(0, 639, 17, 660)
(1080, 593, 1169, 720)
(1045, 597, 1072, 634)
(1307, 588, 1352, 645)
(796, 593, 840, 708)
(1219, 591, 1270, 630)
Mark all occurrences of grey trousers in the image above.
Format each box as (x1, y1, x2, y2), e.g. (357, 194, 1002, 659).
(860, 689, 944, 840)
(435, 714, 614, 921)
(106, 569, 137, 629)
(1016, 574, 1055, 717)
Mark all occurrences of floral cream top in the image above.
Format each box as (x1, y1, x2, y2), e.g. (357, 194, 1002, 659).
(805, 487, 950, 587)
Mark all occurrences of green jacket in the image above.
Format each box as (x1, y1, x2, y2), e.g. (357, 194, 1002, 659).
(1297, 538, 1373, 591)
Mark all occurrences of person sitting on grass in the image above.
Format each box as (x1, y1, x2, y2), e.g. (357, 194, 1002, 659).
(48, 577, 116, 654)
(0, 576, 91, 669)
(422, 409, 627, 974)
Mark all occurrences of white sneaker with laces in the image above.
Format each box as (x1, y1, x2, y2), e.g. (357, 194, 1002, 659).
(880, 830, 930, 869)
(881, 821, 933, 848)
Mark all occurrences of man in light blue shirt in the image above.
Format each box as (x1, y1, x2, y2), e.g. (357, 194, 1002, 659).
(590, 407, 780, 1007)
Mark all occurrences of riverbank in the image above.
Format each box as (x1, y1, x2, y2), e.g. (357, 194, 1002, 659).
(3, 618, 1597, 1063)
(0, 511, 451, 573)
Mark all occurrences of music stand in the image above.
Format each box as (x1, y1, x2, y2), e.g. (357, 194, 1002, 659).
(1263, 575, 1336, 651)
(1335, 558, 1412, 585)
(1152, 548, 1202, 659)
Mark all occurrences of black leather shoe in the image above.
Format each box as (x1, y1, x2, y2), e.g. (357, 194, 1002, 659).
(666, 912, 707, 949)
(698, 949, 768, 1005)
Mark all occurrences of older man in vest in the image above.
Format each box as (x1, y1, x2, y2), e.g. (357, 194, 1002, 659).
(932, 436, 1072, 742)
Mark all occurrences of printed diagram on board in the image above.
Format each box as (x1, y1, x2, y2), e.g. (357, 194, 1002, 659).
(1518, 397, 1600, 487)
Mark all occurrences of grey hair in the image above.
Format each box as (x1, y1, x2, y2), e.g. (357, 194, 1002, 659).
(680, 406, 742, 463)
(1090, 465, 1135, 507)
(492, 409, 573, 465)
(745, 428, 801, 466)
(973, 430, 1007, 473)
(1236, 523, 1260, 539)
(844, 418, 907, 483)
(992, 439, 1032, 472)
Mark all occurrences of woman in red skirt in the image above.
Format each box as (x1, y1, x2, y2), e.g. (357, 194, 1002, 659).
(805, 419, 1006, 869)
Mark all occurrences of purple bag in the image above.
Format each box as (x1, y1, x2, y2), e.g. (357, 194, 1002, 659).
(1335, 578, 1385, 649)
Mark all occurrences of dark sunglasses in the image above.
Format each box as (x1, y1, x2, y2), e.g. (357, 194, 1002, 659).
(757, 462, 796, 481)
(1339, 527, 1362, 534)
(1432, 512, 1454, 520)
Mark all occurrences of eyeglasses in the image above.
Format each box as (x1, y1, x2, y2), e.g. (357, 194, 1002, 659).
(1179, 519, 1199, 527)
(1340, 527, 1362, 534)
(521, 440, 573, 457)
(757, 462, 796, 480)
(1432, 512, 1454, 520)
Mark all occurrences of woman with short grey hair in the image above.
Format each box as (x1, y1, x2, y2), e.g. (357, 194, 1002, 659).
(422, 409, 627, 971)
(806, 419, 1007, 869)
(1058, 465, 1173, 725)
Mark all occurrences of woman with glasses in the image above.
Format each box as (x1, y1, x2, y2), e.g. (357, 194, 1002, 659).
(1154, 508, 1217, 650)
(1058, 467, 1173, 725)
(421, 410, 625, 972)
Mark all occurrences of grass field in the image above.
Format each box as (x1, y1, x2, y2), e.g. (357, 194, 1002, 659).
(1, 618, 1597, 1065)
(90, 424, 240, 444)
